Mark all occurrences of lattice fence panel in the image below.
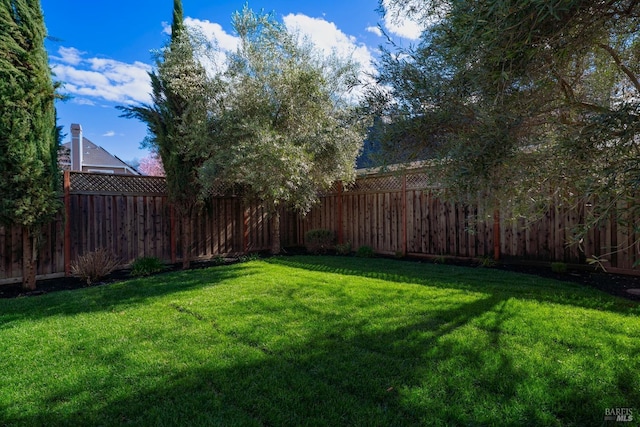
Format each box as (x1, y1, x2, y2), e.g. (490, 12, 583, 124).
(318, 181, 342, 196)
(406, 172, 434, 190)
(345, 175, 403, 193)
(70, 172, 167, 195)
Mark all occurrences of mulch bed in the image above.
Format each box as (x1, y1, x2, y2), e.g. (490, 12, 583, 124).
(1, 253, 639, 301)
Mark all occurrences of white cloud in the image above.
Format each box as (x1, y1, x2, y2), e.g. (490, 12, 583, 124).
(380, 0, 423, 40)
(366, 26, 383, 37)
(50, 48, 152, 104)
(183, 17, 240, 76)
(71, 98, 96, 106)
(49, 14, 379, 106)
(283, 14, 376, 73)
(102, 131, 116, 137)
(53, 46, 85, 65)
(184, 17, 239, 53)
(183, 14, 378, 97)
(282, 14, 378, 101)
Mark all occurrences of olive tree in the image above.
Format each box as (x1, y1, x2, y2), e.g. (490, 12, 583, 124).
(200, 7, 368, 254)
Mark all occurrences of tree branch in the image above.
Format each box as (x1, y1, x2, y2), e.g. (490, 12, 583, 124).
(598, 43, 640, 93)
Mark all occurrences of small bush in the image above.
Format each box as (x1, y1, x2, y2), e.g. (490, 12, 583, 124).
(335, 242, 352, 256)
(130, 256, 165, 277)
(356, 245, 374, 258)
(551, 262, 568, 274)
(212, 255, 225, 265)
(305, 229, 335, 254)
(71, 248, 120, 285)
(239, 252, 260, 263)
(477, 255, 497, 268)
(433, 255, 446, 264)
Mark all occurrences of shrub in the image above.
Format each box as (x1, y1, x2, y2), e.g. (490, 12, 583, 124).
(239, 252, 260, 263)
(432, 255, 446, 264)
(477, 255, 497, 268)
(305, 229, 335, 254)
(356, 245, 374, 258)
(71, 248, 120, 285)
(212, 255, 225, 265)
(335, 242, 352, 256)
(551, 262, 568, 274)
(130, 256, 165, 277)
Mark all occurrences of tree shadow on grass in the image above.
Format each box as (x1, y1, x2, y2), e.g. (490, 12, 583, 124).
(1, 285, 635, 427)
(266, 256, 640, 314)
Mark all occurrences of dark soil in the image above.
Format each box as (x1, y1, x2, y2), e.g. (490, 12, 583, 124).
(2, 252, 639, 302)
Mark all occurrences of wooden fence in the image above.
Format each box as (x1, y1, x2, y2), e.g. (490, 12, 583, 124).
(293, 169, 639, 274)
(1, 169, 638, 284)
(0, 172, 275, 284)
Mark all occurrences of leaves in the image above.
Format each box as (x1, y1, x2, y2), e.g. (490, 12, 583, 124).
(0, 0, 60, 228)
(200, 7, 367, 215)
(368, 0, 640, 248)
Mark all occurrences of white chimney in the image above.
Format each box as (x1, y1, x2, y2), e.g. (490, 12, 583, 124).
(70, 123, 83, 171)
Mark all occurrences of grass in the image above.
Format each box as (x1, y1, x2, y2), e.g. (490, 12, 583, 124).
(0, 256, 638, 426)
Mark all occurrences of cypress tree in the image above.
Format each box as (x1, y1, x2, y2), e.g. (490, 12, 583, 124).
(119, 0, 210, 268)
(0, 0, 60, 289)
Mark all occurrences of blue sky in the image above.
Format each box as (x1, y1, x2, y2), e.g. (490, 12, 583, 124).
(40, 0, 421, 164)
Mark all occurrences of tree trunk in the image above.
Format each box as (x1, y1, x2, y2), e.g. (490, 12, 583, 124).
(22, 228, 37, 290)
(181, 214, 191, 269)
(270, 209, 281, 255)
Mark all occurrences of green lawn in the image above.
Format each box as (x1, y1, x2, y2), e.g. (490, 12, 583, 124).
(1, 256, 638, 426)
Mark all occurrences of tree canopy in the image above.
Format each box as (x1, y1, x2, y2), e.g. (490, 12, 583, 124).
(119, 0, 219, 267)
(200, 7, 367, 253)
(369, 0, 640, 257)
(0, 0, 61, 288)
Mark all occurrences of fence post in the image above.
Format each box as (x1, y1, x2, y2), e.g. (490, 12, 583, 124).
(493, 209, 500, 261)
(402, 173, 407, 256)
(337, 181, 343, 245)
(170, 203, 177, 263)
(243, 203, 250, 253)
(64, 170, 71, 276)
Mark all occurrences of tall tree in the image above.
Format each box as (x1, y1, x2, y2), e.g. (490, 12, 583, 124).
(369, 0, 640, 262)
(200, 7, 367, 254)
(0, 0, 61, 289)
(119, 0, 215, 268)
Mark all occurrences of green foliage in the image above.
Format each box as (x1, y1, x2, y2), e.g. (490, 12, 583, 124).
(356, 245, 374, 258)
(551, 262, 568, 274)
(304, 229, 335, 254)
(477, 256, 498, 269)
(432, 255, 446, 265)
(238, 252, 260, 263)
(369, 0, 640, 255)
(118, 0, 221, 267)
(335, 242, 352, 256)
(0, 0, 61, 228)
(212, 255, 225, 265)
(130, 257, 165, 277)
(70, 248, 120, 285)
(199, 7, 368, 253)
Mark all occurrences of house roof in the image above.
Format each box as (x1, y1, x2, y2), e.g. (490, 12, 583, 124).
(60, 137, 138, 174)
